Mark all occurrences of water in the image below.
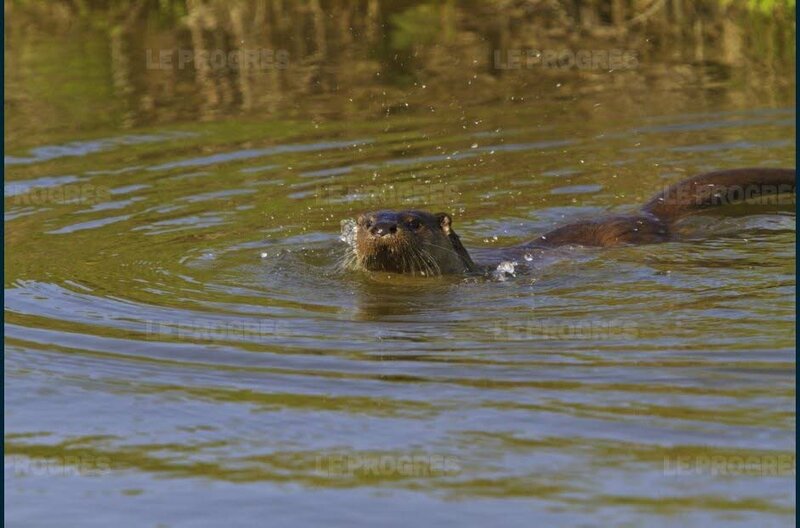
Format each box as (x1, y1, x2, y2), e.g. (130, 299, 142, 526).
(5, 3, 796, 527)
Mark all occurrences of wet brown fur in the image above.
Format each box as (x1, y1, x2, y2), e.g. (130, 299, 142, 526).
(351, 168, 796, 275)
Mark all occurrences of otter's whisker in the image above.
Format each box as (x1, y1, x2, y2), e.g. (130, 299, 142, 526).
(425, 241, 465, 261)
(414, 245, 439, 276)
(423, 247, 442, 276)
(409, 245, 425, 276)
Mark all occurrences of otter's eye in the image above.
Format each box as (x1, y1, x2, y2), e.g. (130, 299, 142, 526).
(406, 218, 421, 230)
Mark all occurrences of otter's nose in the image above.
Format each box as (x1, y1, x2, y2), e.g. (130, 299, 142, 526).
(370, 221, 397, 237)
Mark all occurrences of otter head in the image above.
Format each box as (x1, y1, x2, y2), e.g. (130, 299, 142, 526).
(352, 210, 477, 275)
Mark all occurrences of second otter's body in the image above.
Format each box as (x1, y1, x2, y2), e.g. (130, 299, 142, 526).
(349, 168, 796, 276)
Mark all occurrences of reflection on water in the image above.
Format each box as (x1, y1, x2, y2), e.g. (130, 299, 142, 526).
(6, 0, 796, 145)
(4, 1, 797, 527)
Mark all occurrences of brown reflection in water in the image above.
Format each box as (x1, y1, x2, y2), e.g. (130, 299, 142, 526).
(5, 0, 795, 137)
(349, 273, 464, 321)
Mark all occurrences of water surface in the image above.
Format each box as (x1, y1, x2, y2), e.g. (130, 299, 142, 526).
(4, 3, 796, 527)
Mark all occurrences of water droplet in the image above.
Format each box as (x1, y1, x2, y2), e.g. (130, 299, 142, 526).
(493, 261, 518, 281)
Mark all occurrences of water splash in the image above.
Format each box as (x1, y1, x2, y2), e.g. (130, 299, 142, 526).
(492, 260, 518, 281)
(339, 218, 357, 247)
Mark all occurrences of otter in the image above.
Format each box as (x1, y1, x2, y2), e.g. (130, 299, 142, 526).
(347, 168, 796, 276)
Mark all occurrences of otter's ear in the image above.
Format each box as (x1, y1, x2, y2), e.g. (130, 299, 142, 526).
(435, 212, 453, 234)
(436, 211, 478, 272)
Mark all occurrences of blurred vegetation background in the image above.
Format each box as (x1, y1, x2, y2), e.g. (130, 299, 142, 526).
(5, 0, 796, 146)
